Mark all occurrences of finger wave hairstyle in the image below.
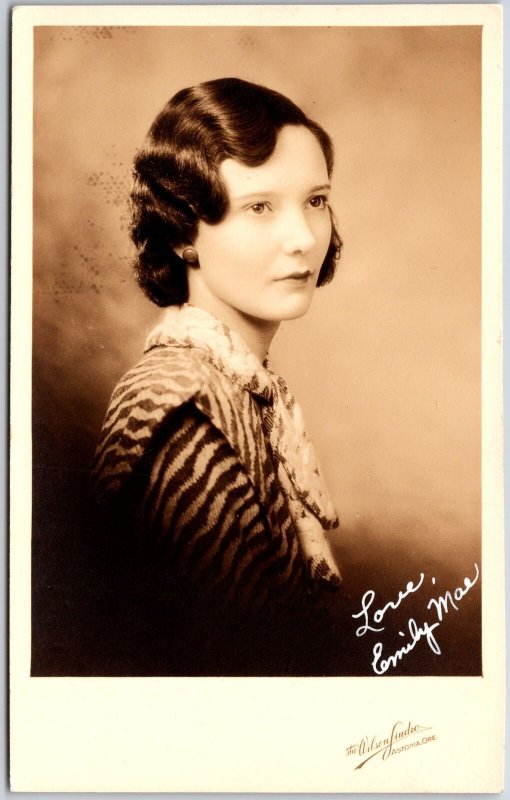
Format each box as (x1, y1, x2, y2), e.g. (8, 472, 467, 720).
(130, 77, 343, 306)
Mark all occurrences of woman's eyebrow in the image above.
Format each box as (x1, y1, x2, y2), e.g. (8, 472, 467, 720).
(231, 183, 332, 203)
(309, 183, 331, 193)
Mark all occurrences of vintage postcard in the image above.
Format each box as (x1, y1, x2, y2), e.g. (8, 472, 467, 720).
(10, 4, 504, 793)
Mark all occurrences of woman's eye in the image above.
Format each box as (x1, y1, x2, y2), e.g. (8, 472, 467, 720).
(308, 194, 328, 209)
(248, 202, 269, 215)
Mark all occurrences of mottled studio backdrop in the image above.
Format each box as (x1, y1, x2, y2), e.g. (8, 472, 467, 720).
(32, 25, 481, 675)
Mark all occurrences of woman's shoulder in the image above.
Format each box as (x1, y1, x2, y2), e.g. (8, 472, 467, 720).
(105, 343, 244, 420)
(93, 344, 263, 497)
(108, 345, 205, 409)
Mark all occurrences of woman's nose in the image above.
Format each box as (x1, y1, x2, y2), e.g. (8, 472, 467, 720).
(280, 209, 316, 255)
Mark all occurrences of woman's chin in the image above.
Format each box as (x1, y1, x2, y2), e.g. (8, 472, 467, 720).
(270, 293, 315, 322)
(231, 292, 315, 326)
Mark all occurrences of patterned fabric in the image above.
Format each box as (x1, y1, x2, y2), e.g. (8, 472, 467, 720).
(93, 304, 341, 588)
(137, 403, 310, 618)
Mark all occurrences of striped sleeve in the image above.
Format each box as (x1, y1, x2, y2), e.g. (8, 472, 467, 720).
(137, 403, 310, 618)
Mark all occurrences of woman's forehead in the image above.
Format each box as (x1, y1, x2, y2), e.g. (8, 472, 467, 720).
(220, 125, 329, 200)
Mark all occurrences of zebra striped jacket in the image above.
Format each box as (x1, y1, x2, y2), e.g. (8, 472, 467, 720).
(92, 305, 343, 674)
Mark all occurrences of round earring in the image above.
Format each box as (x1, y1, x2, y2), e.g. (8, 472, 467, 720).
(182, 247, 199, 265)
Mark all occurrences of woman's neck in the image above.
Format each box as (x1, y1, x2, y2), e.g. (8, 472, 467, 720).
(187, 288, 279, 363)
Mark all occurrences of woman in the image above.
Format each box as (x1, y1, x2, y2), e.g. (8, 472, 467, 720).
(92, 77, 348, 675)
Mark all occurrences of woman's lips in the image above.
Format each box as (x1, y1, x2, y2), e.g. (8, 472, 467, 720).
(277, 270, 313, 281)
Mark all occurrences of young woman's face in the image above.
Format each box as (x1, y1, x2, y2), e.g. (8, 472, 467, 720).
(188, 125, 332, 331)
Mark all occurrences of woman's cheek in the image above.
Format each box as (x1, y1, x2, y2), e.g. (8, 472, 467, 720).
(316, 212, 332, 245)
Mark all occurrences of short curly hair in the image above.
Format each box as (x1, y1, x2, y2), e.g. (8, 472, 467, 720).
(130, 77, 342, 306)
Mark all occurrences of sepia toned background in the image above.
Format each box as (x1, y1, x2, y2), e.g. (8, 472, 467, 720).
(32, 25, 481, 675)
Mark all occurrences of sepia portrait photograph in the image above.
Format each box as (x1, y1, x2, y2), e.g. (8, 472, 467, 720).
(10, 3, 504, 793)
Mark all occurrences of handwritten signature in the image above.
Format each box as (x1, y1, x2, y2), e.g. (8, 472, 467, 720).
(352, 563, 480, 674)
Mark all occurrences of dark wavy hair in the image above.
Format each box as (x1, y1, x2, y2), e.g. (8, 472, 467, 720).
(130, 77, 343, 306)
